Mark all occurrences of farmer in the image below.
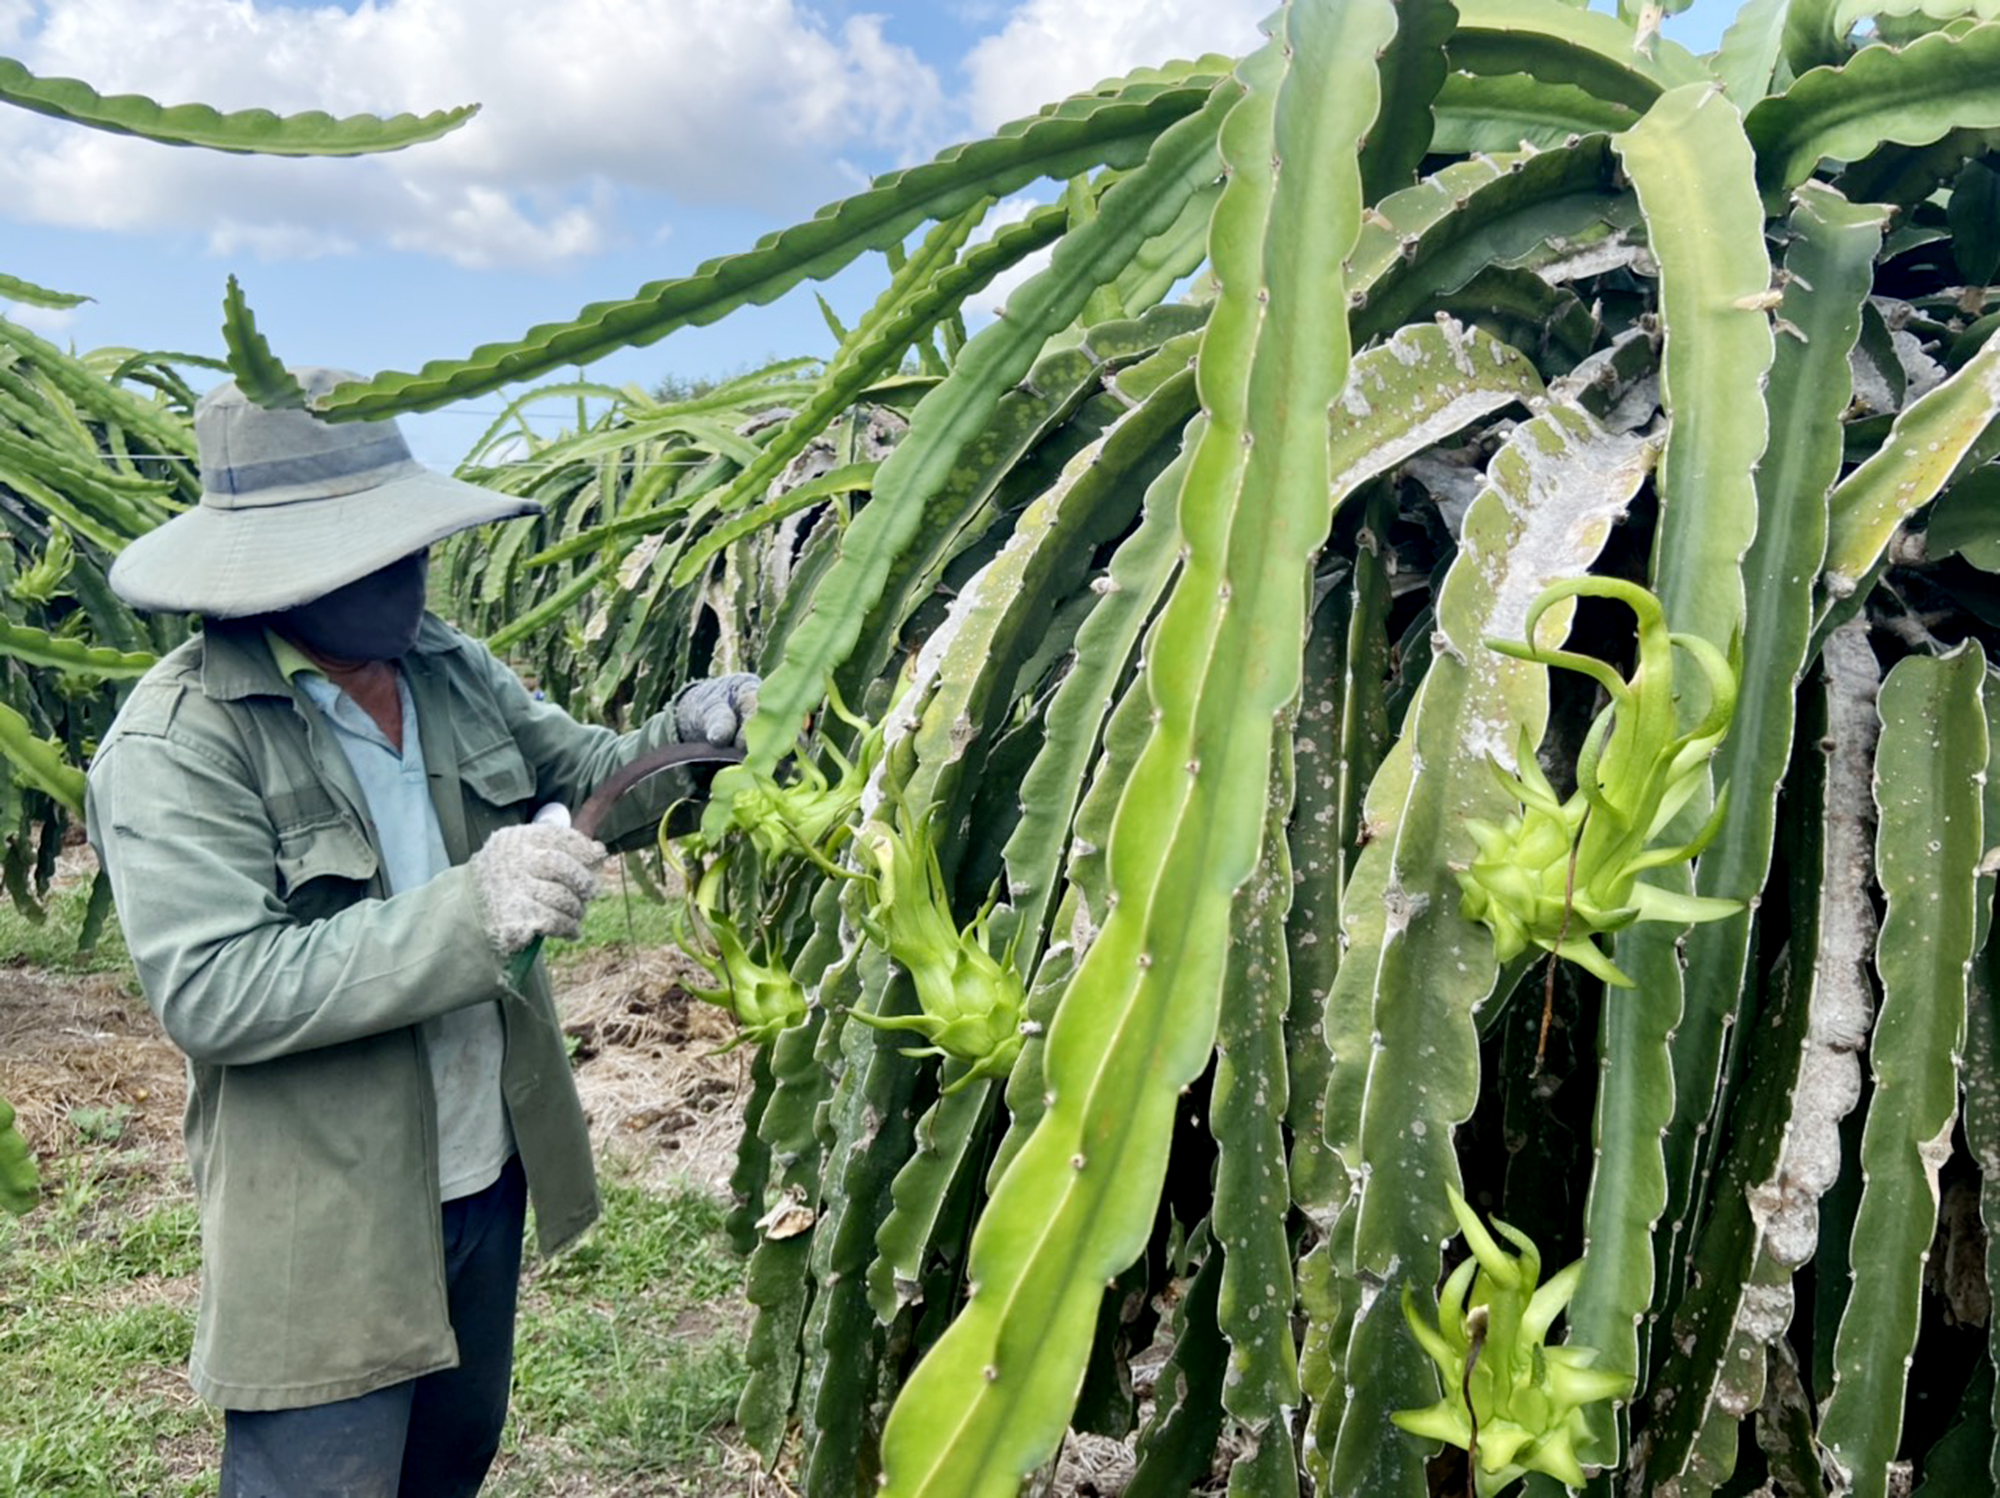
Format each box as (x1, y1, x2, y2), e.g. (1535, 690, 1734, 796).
(84, 369, 758, 1498)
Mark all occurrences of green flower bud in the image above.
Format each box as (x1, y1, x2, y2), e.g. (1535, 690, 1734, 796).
(671, 860, 808, 1051)
(700, 680, 886, 870)
(0, 1094, 42, 1217)
(1458, 580, 1745, 985)
(849, 816, 1027, 1090)
(1395, 1185, 1628, 1496)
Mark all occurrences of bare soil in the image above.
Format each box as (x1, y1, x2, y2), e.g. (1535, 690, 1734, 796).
(0, 964, 186, 1195)
(552, 944, 755, 1201)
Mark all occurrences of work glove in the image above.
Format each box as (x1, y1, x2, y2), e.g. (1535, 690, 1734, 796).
(469, 822, 607, 955)
(674, 672, 761, 748)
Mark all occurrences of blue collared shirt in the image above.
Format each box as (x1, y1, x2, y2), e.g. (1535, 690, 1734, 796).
(274, 633, 514, 1201)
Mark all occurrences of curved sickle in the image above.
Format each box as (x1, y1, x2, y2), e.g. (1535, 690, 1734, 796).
(570, 740, 747, 840)
(502, 740, 746, 991)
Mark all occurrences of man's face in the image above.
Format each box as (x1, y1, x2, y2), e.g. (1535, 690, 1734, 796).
(277, 549, 429, 664)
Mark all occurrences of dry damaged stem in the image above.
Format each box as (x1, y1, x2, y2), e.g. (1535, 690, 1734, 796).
(1745, 620, 1880, 1273)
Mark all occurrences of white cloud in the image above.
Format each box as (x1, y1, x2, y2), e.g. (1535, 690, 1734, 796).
(966, 194, 1053, 322)
(2, 300, 80, 335)
(207, 218, 361, 263)
(388, 185, 610, 269)
(0, 0, 944, 269)
(961, 0, 1266, 131)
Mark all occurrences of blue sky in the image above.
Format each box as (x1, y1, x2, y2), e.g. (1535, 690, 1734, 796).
(2, 0, 1733, 468)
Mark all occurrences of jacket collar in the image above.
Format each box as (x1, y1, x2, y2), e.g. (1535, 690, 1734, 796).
(199, 614, 461, 703)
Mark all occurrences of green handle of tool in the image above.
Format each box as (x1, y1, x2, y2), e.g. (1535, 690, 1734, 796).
(504, 937, 546, 994)
(499, 740, 747, 991)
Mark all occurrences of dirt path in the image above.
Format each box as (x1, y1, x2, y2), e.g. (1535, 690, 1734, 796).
(549, 944, 756, 1199)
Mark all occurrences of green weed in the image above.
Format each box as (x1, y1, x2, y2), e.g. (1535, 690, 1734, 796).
(0, 1150, 747, 1497)
(493, 1176, 749, 1494)
(0, 1155, 211, 1497)
(67, 1105, 134, 1146)
(0, 878, 131, 976)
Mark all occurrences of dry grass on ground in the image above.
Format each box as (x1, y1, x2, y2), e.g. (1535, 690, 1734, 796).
(555, 943, 753, 1199)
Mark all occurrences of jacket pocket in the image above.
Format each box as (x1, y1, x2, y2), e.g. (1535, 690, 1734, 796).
(459, 737, 536, 813)
(274, 818, 379, 908)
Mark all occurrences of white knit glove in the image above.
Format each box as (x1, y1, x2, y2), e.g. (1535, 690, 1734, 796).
(673, 672, 760, 747)
(469, 823, 607, 955)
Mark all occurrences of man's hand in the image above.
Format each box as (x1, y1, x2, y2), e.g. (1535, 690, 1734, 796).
(470, 823, 607, 955)
(674, 672, 761, 748)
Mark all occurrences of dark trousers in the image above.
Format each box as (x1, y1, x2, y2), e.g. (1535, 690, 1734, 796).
(220, 1155, 528, 1498)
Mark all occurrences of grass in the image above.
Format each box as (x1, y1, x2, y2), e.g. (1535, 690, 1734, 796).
(546, 855, 679, 961)
(0, 1150, 748, 1497)
(0, 875, 131, 977)
(0, 1150, 210, 1498)
(493, 1178, 750, 1494)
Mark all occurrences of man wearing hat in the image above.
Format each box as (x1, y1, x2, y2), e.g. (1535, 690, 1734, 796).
(85, 369, 758, 1497)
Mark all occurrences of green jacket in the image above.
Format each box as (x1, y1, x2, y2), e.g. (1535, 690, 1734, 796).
(85, 616, 680, 1411)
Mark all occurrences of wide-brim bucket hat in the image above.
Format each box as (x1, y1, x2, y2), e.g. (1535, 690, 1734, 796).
(110, 367, 538, 616)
